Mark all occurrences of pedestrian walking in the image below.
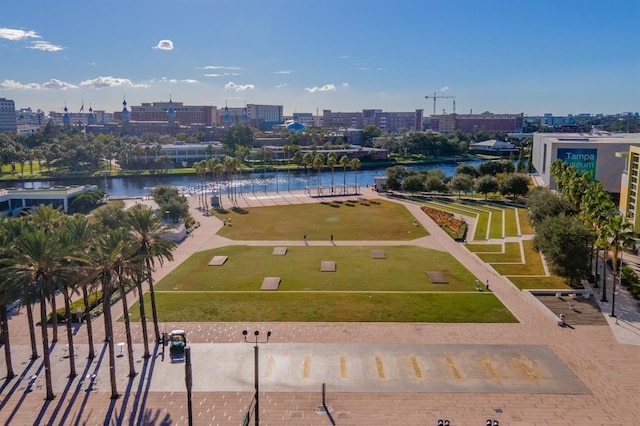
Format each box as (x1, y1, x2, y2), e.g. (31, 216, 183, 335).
(486, 280, 490, 291)
(303, 234, 307, 242)
(330, 234, 333, 242)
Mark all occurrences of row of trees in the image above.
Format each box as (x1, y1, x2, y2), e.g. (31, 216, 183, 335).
(529, 160, 635, 307)
(193, 150, 363, 207)
(384, 161, 530, 200)
(0, 200, 177, 400)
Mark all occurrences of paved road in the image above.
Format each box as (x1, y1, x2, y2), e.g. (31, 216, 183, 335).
(1, 190, 640, 425)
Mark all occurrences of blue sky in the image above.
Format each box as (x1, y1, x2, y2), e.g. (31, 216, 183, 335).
(1, 0, 638, 117)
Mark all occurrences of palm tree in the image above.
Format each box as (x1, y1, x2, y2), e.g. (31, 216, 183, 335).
(7, 229, 70, 400)
(0, 217, 39, 361)
(64, 215, 98, 359)
(0, 222, 18, 379)
(89, 229, 132, 399)
(210, 159, 225, 208)
(235, 145, 250, 195)
(349, 158, 361, 193)
(327, 152, 338, 194)
(600, 214, 635, 317)
(126, 205, 176, 348)
(27, 205, 65, 343)
(111, 228, 141, 377)
(340, 155, 349, 195)
(302, 152, 314, 191)
(223, 156, 236, 204)
(579, 182, 616, 286)
(313, 153, 325, 194)
(193, 160, 207, 209)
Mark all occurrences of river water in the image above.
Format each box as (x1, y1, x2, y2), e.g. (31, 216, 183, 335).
(0, 161, 483, 197)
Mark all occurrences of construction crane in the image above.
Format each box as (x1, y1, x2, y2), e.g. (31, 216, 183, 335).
(425, 92, 456, 116)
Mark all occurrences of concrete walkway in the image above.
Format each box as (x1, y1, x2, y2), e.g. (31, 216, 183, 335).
(1, 190, 640, 425)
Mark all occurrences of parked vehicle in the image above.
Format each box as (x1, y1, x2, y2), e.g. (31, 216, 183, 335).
(169, 330, 187, 362)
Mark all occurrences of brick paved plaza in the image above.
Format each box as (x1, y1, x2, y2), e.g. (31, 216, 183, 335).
(1, 191, 639, 425)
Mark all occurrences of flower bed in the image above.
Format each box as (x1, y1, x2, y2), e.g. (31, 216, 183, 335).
(422, 206, 467, 240)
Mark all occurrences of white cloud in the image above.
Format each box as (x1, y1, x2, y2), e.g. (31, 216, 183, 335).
(441, 86, 450, 92)
(342, 82, 350, 88)
(276, 83, 287, 88)
(224, 81, 255, 92)
(204, 73, 239, 77)
(0, 79, 40, 90)
(27, 41, 64, 52)
(153, 40, 174, 50)
(0, 28, 40, 41)
(198, 65, 244, 71)
(304, 84, 336, 93)
(42, 79, 77, 90)
(275, 70, 291, 74)
(149, 77, 199, 84)
(80, 76, 137, 88)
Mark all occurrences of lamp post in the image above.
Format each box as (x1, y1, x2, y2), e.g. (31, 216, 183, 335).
(242, 330, 271, 426)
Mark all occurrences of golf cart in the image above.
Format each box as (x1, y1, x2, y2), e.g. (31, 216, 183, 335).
(169, 329, 187, 362)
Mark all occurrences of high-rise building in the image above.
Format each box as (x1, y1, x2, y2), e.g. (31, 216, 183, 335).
(130, 100, 214, 126)
(246, 104, 283, 123)
(322, 110, 363, 130)
(430, 112, 524, 133)
(0, 98, 17, 133)
(324, 109, 423, 133)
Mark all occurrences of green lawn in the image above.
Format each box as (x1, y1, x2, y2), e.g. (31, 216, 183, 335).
(122, 198, 535, 323)
(491, 241, 545, 276)
(129, 292, 516, 323)
(504, 208, 519, 237)
(518, 208, 534, 235)
(475, 242, 522, 263)
(212, 199, 428, 241)
(465, 244, 503, 253)
(156, 246, 479, 292)
(508, 275, 571, 290)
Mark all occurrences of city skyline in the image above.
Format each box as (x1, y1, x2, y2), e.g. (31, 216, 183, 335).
(1, 0, 638, 117)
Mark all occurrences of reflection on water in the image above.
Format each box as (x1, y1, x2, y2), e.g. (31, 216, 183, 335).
(0, 161, 482, 197)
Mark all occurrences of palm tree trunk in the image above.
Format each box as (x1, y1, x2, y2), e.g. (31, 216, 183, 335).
(26, 303, 38, 359)
(63, 291, 76, 378)
(50, 293, 58, 343)
(0, 305, 15, 379)
(343, 168, 347, 194)
(118, 281, 136, 377)
(601, 251, 608, 302)
(39, 292, 55, 400)
(136, 279, 150, 358)
(146, 261, 161, 343)
(82, 285, 95, 359)
(102, 280, 119, 399)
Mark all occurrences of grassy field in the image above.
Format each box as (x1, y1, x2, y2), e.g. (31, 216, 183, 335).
(474, 242, 522, 263)
(212, 199, 428, 241)
(491, 240, 545, 276)
(156, 246, 479, 292)
(130, 292, 516, 323)
(508, 275, 571, 290)
(124, 195, 564, 322)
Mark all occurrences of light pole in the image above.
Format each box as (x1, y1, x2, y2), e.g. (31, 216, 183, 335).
(243, 330, 271, 426)
(185, 346, 193, 426)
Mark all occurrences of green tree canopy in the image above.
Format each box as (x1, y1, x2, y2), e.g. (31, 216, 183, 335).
(533, 214, 594, 287)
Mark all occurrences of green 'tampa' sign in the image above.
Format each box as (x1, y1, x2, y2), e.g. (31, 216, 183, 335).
(557, 148, 597, 179)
